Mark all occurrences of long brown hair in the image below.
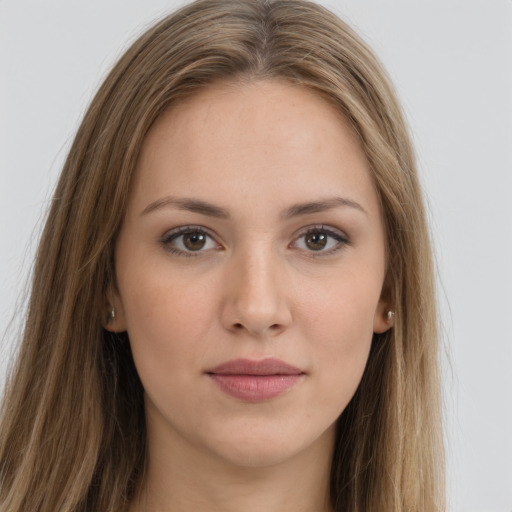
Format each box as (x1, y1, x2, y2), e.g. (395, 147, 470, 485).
(0, 1, 444, 510)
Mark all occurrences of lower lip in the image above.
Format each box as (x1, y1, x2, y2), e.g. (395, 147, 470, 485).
(208, 374, 303, 402)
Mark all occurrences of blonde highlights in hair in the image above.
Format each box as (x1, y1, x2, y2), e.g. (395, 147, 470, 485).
(0, 1, 444, 511)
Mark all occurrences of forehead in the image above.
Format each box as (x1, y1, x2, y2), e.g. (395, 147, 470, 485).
(129, 79, 380, 220)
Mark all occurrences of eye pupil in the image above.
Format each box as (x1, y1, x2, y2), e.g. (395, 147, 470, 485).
(305, 232, 327, 250)
(183, 231, 206, 250)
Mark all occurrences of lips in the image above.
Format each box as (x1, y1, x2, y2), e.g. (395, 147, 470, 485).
(206, 358, 305, 402)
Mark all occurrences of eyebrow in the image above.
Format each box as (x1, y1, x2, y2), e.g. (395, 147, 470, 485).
(282, 197, 367, 219)
(140, 195, 366, 219)
(141, 196, 230, 218)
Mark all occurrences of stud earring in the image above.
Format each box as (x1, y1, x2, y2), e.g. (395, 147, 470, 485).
(386, 310, 395, 322)
(104, 307, 116, 331)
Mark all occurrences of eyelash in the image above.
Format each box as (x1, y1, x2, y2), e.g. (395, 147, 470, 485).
(160, 225, 349, 258)
(160, 225, 220, 258)
(291, 225, 349, 256)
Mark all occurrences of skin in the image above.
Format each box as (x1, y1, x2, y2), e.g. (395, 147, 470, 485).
(112, 79, 392, 512)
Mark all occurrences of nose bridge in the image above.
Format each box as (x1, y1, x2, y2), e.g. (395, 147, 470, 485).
(240, 244, 277, 305)
(223, 239, 291, 336)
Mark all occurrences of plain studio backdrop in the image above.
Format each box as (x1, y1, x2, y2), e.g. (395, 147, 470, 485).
(0, 0, 511, 510)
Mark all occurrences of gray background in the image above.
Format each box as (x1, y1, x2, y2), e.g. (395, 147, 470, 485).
(1, 1, 511, 510)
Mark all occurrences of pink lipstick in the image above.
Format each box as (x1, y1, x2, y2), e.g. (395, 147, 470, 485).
(207, 358, 305, 402)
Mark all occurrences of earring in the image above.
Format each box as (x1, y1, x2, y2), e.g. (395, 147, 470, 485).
(386, 310, 395, 322)
(104, 307, 116, 331)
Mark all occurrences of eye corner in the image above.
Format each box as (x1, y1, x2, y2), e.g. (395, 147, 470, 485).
(160, 225, 223, 257)
(290, 224, 349, 256)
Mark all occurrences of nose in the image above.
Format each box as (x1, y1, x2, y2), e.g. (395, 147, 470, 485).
(220, 246, 292, 337)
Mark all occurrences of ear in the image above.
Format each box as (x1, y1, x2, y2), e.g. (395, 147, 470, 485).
(103, 290, 128, 333)
(373, 271, 395, 334)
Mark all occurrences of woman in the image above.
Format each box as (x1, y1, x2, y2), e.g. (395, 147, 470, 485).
(0, 0, 445, 511)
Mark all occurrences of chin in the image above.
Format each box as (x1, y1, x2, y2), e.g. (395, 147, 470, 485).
(216, 441, 297, 468)
(201, 420, 336, 470)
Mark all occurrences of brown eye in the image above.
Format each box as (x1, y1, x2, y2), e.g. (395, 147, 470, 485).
(162, 227, 219, 255)
(291, 226, 348, 255)
(305, 232, 327, 251)
(183, 231, 207, 251)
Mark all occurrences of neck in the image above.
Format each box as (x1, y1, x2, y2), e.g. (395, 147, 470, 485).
(129, 416, 335, 512)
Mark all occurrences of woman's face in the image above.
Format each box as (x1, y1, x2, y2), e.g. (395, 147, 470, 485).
(113, 80, 391, 468)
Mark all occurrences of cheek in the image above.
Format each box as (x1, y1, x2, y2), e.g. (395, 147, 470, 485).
(117, 262, 220, 384)
(301, 266, 380, 344)
(299, 269, 380, 405)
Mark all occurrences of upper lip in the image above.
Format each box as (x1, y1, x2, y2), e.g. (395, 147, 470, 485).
(207, 358, 304, 376)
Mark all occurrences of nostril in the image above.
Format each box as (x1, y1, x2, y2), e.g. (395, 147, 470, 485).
(231, 322, 282, 333)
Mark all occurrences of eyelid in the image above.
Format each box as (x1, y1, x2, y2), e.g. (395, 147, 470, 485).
(290, 224, 349, 255)
(160, 224, 349, 258)
(160, 225, 222, 257)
